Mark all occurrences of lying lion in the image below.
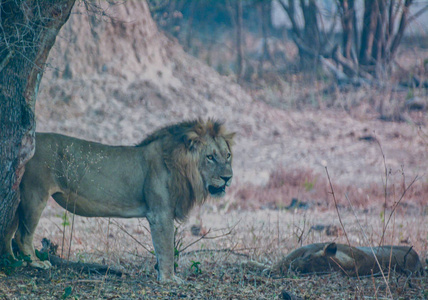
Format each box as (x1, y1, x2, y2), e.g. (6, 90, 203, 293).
(3, 119, 234, 283)
(267, 242, 423, 277)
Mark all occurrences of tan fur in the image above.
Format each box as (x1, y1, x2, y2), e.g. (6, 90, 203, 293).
(270, 242, 423, 277)
(3, 119, 234, 283)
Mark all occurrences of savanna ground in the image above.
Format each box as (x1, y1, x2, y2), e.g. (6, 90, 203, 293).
(1, 145, 427, 299)
(2, 4, 428, 298)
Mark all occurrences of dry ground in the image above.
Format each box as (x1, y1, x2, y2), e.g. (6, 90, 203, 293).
(1, 192, 427, 299)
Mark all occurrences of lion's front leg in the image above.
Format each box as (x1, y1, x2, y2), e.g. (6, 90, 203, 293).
(147, 212, 182, 283)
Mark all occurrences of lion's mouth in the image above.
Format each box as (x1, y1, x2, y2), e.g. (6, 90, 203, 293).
(208, 185, 226, 195)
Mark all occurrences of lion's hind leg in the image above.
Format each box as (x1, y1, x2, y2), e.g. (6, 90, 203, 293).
(1, 212, 19, 259)
(15, 188, 52, 269)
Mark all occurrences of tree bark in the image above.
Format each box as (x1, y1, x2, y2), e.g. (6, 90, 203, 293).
(226, 0, 245, 80)
(258, 0, 273, 74)
(235, 0, 244, 80)
(339, 0, 356, 59)
(0, 0, 75, 255)
(359, 0, 379, 66)
(298, 0, 320, 67)
(389, 0, 413, 61)
(279, 0, 321, 69)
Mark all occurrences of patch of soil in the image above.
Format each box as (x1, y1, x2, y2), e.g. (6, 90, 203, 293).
(1, 256, 427, 299)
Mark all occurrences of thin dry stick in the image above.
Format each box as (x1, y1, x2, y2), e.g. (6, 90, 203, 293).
(329, 257, 351, 277)
(325, 167, 350, 244)
(345, 193, 392, 299)
(376, 139, 389, 244)
(106, 218, 111, 254)
(324, 167, 360, 279)
(371, 269, 378, 298)
(67, 210, 76, 261)
(110, 219, 154, 255)
(179, 221, 239, 253)
(381, 175, 419, 241)
(67, 197, 79, 261)
(0, 50, 14, 72)
(277, 209, 280, 249)
(96, 265, 111, 299)
(61, 207, 69, 259)
(180, 248, 251, 258)
(387, 207, 397, 283)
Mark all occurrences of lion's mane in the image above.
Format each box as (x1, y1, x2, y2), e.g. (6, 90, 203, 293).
(137, 119, 234, 220)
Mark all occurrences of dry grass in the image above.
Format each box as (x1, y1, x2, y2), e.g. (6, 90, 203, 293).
(1, 258, 426, 299)
(231, 166, 428, 212)
(1, 166, 427, 299)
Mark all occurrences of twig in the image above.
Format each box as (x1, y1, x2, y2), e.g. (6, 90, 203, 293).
(329, 257, 351, 277)
(382, 175, 420, 238)
(344, 194, 392, 298)
(376, 139, 389, 245)
(324, 167, 352, 249)
(181, 248, 250, 258)
(0, 50, 14, 73)
(110, 220, 154, 255)
(179, 221, 239, 253)
(325, 167, 361, 281)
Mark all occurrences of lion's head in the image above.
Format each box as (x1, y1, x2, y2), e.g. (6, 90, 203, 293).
(138, 119, 235, 220)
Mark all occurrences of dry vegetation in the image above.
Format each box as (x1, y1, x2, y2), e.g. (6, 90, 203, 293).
(1, 1, 428, 299)
(1, 164, 427, 299)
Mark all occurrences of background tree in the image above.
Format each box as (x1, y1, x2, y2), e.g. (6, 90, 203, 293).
(0, 0, 75, 256)
(226, 0, 245, 81)
(256, 0, 274, 75)
(337, 0, 428, 79)
(277, 0, 336, 69)
(277, 0, 427, 80)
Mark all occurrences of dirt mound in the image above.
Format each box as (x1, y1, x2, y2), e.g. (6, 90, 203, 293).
(38, 1, 250, 140)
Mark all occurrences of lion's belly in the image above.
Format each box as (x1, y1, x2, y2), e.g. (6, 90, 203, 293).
(51, 192, 148, 218)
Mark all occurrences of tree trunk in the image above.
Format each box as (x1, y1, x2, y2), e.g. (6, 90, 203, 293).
(372, 0, 387, 68)
(389, 0, 413, 62)
(359, 0, 379, 66)
(279, 0, 320, 69)
(0, 0, 75, 255)
(235, 0, 245, 80)
(339, 0, 356, 59)
(258, 0, 273, 75)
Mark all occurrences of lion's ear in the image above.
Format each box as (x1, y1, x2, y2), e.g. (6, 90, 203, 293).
(224, 132, 236, 146)
(183, 131, 203, 151)
(323, 243, 337, 257)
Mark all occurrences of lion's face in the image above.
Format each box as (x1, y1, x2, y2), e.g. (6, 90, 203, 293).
(290, 243, 337, 273)
(199, 135, 233, 198)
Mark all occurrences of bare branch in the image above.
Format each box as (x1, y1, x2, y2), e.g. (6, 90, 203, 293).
(389, 0, 413, 58)
(408, 4, 428, 23)
(0, 50, 14, 73)
(277, 0, 302, 39)
(344, 193, 392, 298)
(181, 248, 250, 258)
(178, 221, 239, 253)
(110, 219, 155, 255)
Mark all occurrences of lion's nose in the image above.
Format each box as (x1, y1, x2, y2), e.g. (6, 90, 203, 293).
(221, 175, 232, 185)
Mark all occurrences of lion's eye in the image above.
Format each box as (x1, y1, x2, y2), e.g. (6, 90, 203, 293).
(207, 155, 214, 161)
(226, 152, 231, 159)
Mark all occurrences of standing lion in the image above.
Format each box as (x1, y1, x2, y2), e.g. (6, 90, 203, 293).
(3, 119, 235, 283)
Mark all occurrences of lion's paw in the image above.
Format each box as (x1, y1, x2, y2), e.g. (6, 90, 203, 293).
(172, 275, 185, 284)
(30, 259, 52, 269)
(158, 275, 184, 284)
